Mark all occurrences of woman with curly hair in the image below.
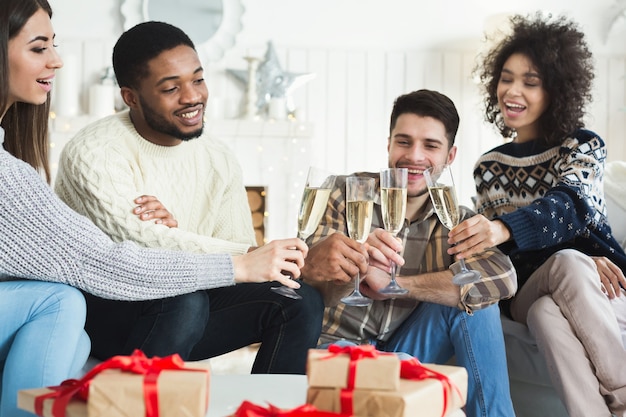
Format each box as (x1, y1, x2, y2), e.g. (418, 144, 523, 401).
(447, 12, 626, 416)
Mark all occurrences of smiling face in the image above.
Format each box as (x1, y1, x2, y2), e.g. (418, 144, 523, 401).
(6, 8, 62, 113)
(121, 44, 208, 146)
(497, 53, 550, 142)
(387, 113, 456, 217)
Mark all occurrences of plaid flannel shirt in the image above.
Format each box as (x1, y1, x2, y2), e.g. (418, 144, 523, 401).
(305, 172, 517, 345)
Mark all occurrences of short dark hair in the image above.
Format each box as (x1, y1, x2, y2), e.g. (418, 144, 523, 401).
(389, 89, 460, 147)
(112, 21, 196, 89)
(475, 12, 594, 146)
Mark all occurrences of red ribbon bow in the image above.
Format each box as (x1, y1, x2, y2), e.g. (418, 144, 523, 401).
(34, 349, 206, 417)
(233, 400, 351, 417)
(323, 344, 381, 415)
(400, 358, 464, 417)
(323, 345, 462, 417)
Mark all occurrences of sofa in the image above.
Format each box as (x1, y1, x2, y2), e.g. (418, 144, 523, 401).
(501, 315, 568, 416)
(502, 160, 626, 417)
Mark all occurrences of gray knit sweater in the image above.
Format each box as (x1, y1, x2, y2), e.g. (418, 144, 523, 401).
(0, 128, 236, 300)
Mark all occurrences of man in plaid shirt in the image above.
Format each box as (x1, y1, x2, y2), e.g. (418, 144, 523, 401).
(302, 89, 517, 417)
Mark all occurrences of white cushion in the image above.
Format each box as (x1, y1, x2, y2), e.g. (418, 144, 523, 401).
(605, 161, 626, 249)
(606, 193, 626, 249)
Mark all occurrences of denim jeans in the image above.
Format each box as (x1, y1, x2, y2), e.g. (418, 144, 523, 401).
(0, 280, 90, 417)
(84, 281, 324, 374)
(381, 302, 515, 417)
(320, 302, 514, 417)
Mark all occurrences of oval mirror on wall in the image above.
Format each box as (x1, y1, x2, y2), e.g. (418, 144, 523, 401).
(121, 0, 244, 63)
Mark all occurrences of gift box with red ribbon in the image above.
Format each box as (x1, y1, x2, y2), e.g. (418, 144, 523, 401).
(306, 345, 400, 391)
(18, 389, 86, 417)
(307, 351, 467, 417)
(18, 350, 211, 417)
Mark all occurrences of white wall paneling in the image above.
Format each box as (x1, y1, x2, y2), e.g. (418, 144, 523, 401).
(49, 41, 626, 228)
(325, 50, 349, 174)
(607, 58, 626, 161)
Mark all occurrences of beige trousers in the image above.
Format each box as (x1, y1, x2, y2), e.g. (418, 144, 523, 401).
(510, 249, 626, 417)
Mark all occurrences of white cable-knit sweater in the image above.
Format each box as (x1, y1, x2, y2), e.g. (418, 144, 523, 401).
(54, 111, 256, 255)
(0, 128, 235, 301)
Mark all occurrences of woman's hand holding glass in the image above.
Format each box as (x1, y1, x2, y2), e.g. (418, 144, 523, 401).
(423, 164, 482, 286)
(447, 214, 511, 260)
(232, 238, 307, 286)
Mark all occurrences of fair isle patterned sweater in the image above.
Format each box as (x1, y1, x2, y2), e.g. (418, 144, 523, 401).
(474, 129, 626, 298)
(0, 127, 236, 301)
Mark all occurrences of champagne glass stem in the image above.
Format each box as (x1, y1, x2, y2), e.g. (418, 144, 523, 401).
(389, 260, 398, 284)
(378, 248, 408, 295)
(452, 240, 472, 273)
(353, 271, 361, 294)
(451, 249, 482, 285)
(340, 269, 372, 307)
(459, 258, 470, 272)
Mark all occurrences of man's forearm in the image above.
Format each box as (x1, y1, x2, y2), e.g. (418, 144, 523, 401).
(396, 270, 460, 307)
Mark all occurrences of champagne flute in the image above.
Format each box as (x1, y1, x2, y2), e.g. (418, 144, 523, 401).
(271, 167, 336, 299)
(423, 164, 482, 285)
(340, 176, 376, 307)
(378, 168, 409, 296)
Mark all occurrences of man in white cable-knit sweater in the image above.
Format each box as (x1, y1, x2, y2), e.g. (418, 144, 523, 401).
(56, 110, 256, 256)
(53, 21, 324, 374)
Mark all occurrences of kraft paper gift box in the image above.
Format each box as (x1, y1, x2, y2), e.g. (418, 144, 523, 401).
(306, 347, 400, 391)
(18, 351, 211, 417)
(18, 388, 87, 417)
(306, 363, 468, 417)
(87, 363, 211, 416)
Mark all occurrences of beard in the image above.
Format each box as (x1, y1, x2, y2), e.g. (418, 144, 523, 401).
(408, 185, 430, 200)
(139, 96, 203, 141)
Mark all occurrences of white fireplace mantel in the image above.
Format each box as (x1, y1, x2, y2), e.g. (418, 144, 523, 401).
(49, 116, 314, 242)
(205, 119, 314, 241)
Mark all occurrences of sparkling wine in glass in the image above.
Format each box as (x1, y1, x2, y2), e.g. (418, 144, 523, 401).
(341, 176, 375, 307)
(379, 168, 409, 296)
(297, 187, 332, 240)
(271, 167, 336, 299)
(423, 164, 482, 286)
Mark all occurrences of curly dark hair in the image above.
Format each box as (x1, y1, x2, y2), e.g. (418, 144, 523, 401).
(475, 12, 594, 146)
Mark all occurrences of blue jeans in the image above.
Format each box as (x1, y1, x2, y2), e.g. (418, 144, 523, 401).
(0, 280, 90, 417)
(84, 282, 324, 374)
(320, 302, 514, 417)
(381, 302, 515, 417)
